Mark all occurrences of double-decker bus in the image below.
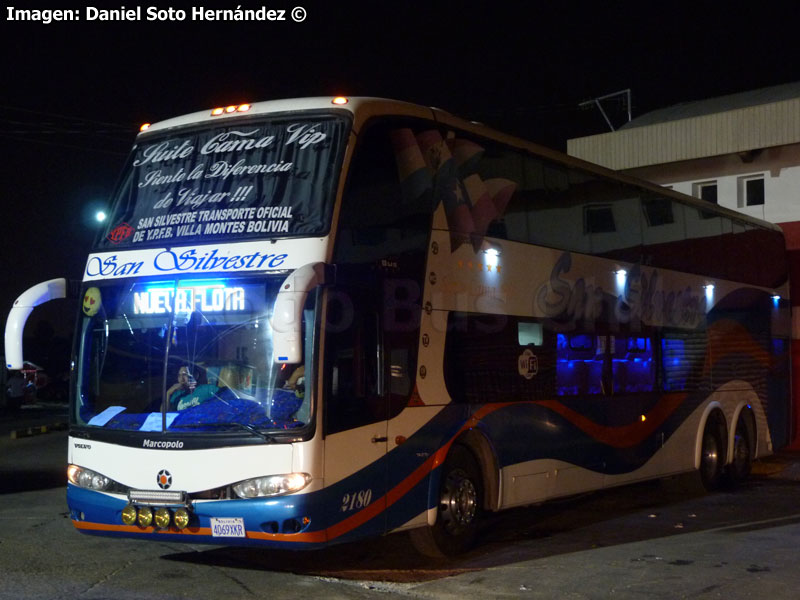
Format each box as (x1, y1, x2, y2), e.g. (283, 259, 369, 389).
(5, 97, 791, 556)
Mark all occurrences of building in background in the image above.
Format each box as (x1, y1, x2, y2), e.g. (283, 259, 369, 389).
(567, 81, 800, 446)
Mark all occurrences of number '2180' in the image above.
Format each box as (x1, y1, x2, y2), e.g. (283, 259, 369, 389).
(340, 489, 373, 512)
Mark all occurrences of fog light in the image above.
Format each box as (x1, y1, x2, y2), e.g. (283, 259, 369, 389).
(138, 507, 153, 528)
(173, 508, 190, 530)
(154, 508, 171, 529)
(121, 504, 137, 526)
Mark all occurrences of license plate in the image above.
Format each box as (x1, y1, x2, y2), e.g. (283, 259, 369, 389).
(210, 517, 246, 538)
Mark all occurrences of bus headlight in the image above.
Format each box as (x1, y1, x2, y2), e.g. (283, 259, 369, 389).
(232, 473, 311, 498)
(67, 465, 112, 491)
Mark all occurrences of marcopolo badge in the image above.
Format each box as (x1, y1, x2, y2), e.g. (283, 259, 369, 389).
(157, 470, 173, 490)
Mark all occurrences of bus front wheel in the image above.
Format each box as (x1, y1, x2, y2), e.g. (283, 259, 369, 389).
(409, 444, 483, 557)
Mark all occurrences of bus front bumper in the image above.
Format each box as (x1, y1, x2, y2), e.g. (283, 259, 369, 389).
(67, 483, 327, 549)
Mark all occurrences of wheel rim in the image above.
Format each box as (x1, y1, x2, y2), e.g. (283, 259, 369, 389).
(701, 431, 720, 482)
(440, 468, 477, 534)
(732, 432, 749, 473)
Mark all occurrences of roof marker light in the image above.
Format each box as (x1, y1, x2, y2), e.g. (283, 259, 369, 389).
(332, 96, 349, 105)
(139, 123, 151, 132)
(211, 103, 252, 117)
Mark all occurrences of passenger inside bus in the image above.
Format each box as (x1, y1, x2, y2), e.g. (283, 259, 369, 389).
(283, 364, 305, 395)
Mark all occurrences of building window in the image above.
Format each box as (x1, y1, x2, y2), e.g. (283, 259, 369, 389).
(694, 181, 718, 204)
(693, 181, 718, 219)
(738, 175, 765, 207)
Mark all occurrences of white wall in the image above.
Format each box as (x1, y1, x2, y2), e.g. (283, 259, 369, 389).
(626, 143, 800, 226)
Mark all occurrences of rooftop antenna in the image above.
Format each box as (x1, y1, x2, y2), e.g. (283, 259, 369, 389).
(579, 89, 632, 131)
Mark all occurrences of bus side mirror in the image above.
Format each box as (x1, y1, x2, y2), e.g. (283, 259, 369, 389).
(4, 278, 68, 369)
(272, 263, 329, 364)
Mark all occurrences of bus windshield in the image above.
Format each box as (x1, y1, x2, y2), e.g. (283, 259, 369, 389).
(74, 277, 313, 434)
(95, 113, 348, 250)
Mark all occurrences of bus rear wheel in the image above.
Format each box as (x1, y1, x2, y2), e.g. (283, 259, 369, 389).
(409, 444, 483, 558)
(699, 419, 725, 491)
(725, 419, 753, 486)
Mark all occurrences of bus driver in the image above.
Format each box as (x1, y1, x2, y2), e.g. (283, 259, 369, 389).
(167, 366, 196, 409)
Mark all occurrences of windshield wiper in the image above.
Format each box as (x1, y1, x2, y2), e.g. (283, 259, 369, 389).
(170, 422, 276, 443)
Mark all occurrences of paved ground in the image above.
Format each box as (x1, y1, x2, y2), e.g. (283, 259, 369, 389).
(3, 404, 800, 598)
(0, 401, 68, 438)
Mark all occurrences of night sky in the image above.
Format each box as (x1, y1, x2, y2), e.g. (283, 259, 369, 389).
(2, 1, 799, 366)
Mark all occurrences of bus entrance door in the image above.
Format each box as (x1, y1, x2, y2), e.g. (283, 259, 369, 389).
(323, 288, 389, 541)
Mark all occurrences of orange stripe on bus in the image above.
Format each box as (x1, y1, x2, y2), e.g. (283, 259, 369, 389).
(72, 519, 329, 543)
(537, 394, 687, 448)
